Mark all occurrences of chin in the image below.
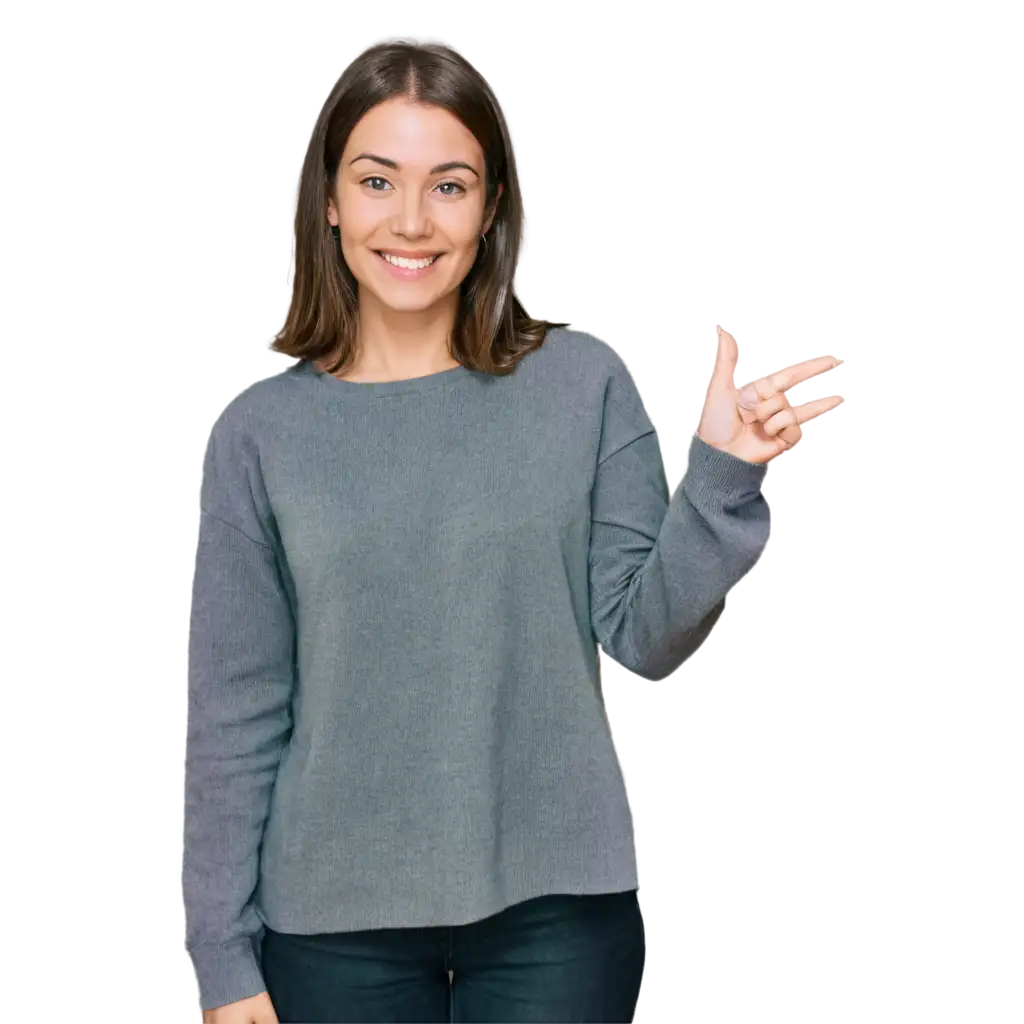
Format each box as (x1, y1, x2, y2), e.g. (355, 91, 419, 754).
(360, 284, 446, 312)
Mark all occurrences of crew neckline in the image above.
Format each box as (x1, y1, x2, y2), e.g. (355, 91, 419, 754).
(296, 357, 476, 397)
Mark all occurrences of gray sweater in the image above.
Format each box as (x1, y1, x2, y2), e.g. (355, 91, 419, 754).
(182, 326, 770, 1011)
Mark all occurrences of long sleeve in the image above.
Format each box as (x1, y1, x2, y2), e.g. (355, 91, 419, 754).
(589, 357, 771, 681)
(182, 408, 297, 1011)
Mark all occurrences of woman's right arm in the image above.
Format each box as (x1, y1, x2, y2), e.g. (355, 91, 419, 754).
(182, 404, 296, 1015)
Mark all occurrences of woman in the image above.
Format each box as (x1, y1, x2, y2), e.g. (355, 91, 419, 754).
(183, 39, 844, 1024)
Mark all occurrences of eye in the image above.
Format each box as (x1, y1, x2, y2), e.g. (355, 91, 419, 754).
(358, 176, 466, 196)
(360, 176, 392, 192)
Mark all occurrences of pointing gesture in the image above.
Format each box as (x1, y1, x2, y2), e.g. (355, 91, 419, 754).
(696, 325, 846, 465)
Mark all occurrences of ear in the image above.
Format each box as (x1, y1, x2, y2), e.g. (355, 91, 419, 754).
(326, 198, 339, 228)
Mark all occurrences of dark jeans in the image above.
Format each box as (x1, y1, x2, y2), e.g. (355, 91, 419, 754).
(261, 887, 645, 1023)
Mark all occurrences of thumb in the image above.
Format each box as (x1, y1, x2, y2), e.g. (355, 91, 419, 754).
(709, 324, 738, 391)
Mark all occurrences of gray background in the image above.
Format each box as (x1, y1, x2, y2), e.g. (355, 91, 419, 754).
(0, 4, 1019, 1019)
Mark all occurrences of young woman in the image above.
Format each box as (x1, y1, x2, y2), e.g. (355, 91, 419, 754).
(183, 38, 844, 1024)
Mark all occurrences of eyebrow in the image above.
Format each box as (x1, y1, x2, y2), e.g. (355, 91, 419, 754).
(349, 152, 480, 178)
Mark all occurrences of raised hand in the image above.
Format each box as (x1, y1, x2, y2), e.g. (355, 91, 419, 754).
(696, 325, 845, 465)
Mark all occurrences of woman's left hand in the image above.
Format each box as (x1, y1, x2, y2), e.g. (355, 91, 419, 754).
(696, 325, 846, 465)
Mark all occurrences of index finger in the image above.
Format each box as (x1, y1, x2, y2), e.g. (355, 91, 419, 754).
(744, 355, 843, 400)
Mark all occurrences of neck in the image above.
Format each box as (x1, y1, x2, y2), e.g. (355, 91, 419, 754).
(346, 288, 460, 377)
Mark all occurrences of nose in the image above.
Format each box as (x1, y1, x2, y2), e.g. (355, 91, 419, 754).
(392, 189, 431, 239)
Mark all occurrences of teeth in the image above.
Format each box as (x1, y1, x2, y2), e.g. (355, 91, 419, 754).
(382, 252, 438, 269)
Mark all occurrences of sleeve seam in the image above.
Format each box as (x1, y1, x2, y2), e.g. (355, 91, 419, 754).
(199, 505, 273, 550)
(597, 427, 656, 467)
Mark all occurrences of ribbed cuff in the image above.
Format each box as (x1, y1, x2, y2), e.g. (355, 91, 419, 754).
(190, 936, 266, 1012)
(682, 431, 768, 512)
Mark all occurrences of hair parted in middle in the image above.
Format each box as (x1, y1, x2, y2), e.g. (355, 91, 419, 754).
(270, 38, 570, 378)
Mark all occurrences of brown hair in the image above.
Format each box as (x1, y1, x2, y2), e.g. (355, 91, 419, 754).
(270, 38, 570, 377)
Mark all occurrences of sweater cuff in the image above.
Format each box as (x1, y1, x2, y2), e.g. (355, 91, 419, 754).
(189, 936, 266, 1012)
(682, 431, 768, 512)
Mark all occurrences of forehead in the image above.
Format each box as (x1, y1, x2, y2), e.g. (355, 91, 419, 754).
(343, 98, 482, 167)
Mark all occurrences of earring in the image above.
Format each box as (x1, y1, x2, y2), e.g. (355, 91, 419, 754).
(480, 233, 488, 253)
(330, 225, 340, 239)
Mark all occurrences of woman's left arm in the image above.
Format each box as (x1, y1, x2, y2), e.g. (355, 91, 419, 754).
(589, 326, 844, 681)
(590, 425, 770, 681)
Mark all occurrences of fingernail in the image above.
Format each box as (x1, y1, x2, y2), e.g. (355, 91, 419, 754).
(716, 324, 723, 335)
(834, 358, 844, 366)
(737, 386, 758, 409)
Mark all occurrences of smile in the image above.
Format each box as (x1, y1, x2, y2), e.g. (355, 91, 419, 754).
(374, 250, 445, 279)
(378, 251, 440, 268)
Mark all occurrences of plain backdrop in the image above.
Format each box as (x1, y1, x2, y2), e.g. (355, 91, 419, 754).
(2, 4, 1024, 1019)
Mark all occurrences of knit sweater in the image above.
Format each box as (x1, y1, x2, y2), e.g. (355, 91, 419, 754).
(182, 326, 770, 1011)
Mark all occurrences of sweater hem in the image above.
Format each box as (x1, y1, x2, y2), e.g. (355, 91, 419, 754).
(256, 868, 642, 937)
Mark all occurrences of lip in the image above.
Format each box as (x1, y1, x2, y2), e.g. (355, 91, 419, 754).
(374, 250, 445, 280)
(377, 249, 443, 258)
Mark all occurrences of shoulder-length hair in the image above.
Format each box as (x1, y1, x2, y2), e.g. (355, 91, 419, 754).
(270, 38, 569, 377)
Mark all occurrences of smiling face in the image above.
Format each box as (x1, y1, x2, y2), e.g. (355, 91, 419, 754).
(327, 97, 502, 315)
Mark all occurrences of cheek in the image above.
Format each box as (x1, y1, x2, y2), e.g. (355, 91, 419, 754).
(428, 197, 483, 236)
(337, 203, 376, 241)
(335, 209, 379, 263)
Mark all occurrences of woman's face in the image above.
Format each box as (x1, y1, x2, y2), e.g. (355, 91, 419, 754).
(328, 97, 502, 314)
